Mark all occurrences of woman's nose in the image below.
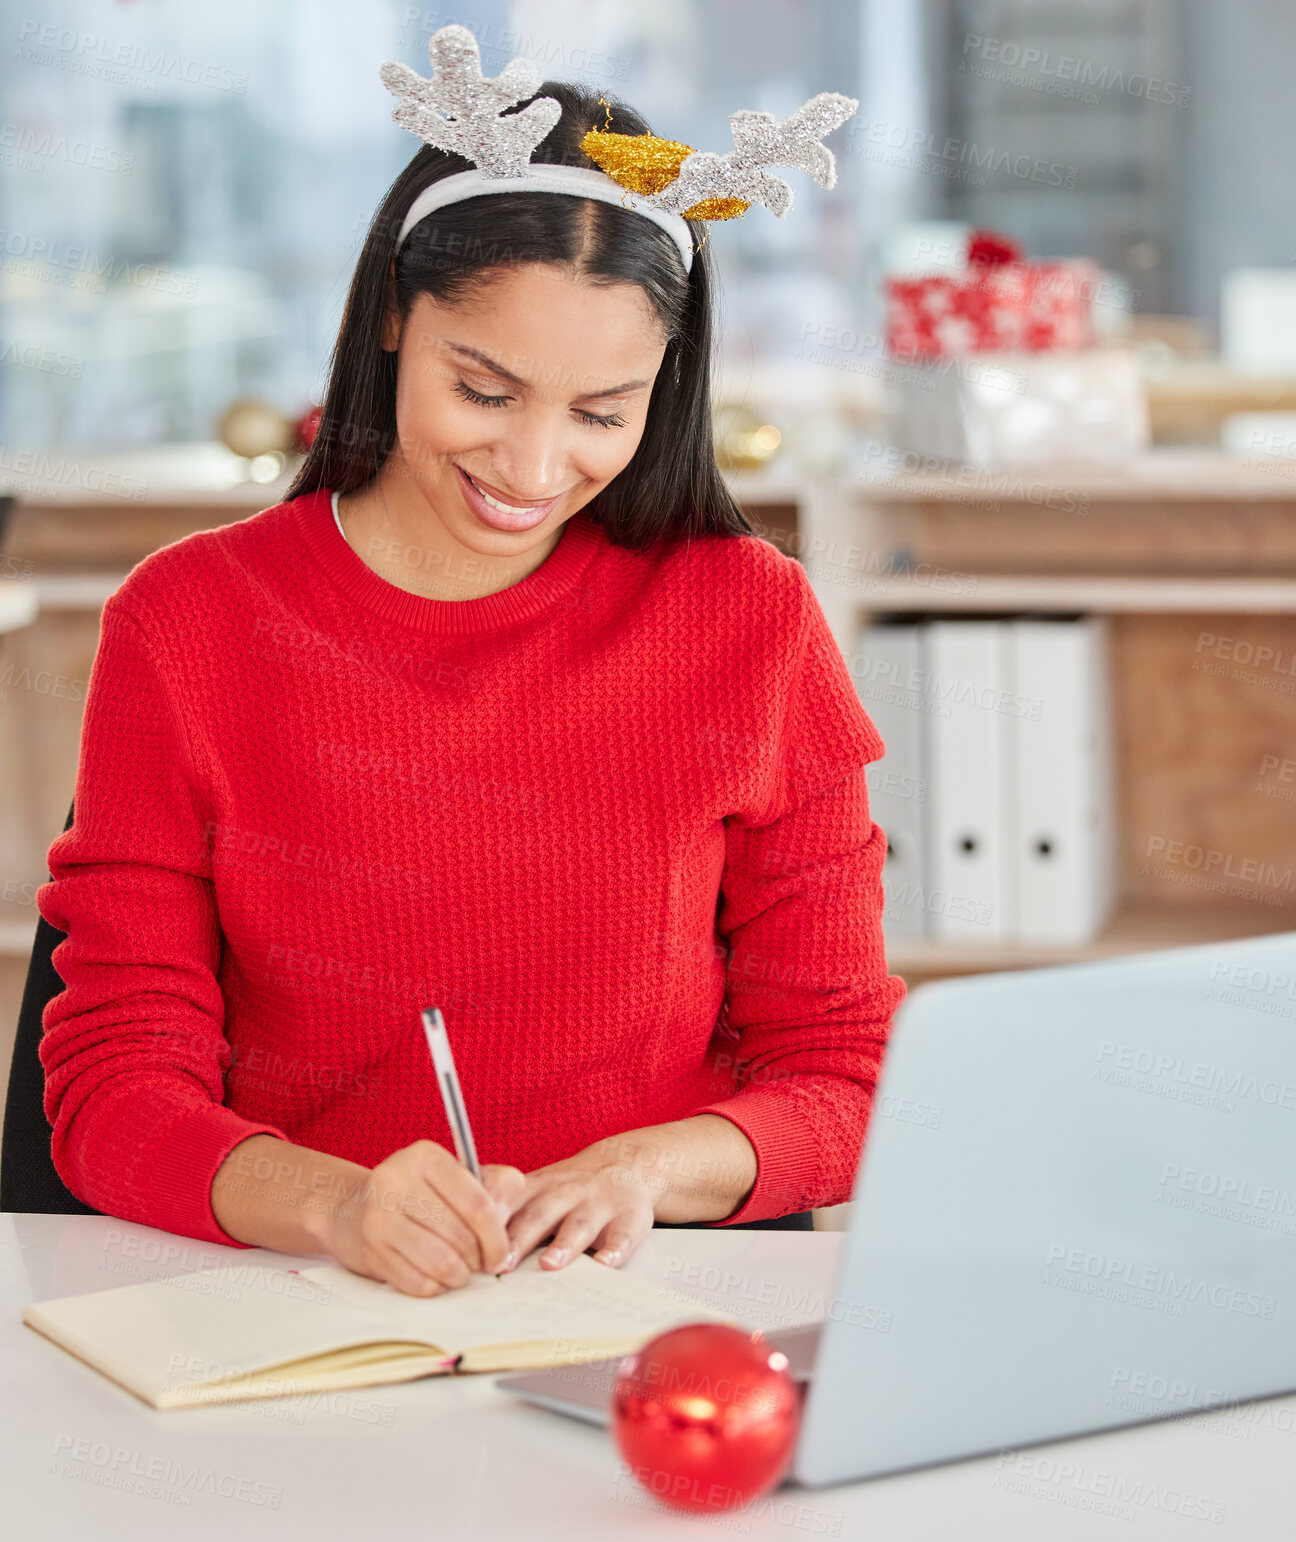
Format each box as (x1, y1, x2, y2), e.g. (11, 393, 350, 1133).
(489, 412, 571, 500)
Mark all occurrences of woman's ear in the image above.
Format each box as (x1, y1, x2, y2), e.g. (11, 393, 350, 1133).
(380, 258, 400, 352)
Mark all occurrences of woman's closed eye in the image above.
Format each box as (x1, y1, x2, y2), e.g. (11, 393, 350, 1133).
(452, 379, 628, 429)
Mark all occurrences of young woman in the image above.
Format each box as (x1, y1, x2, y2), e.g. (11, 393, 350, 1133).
(37, 75, 904, 1298)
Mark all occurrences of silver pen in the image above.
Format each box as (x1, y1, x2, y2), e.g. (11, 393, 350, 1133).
(421, 1007, 482, 1180)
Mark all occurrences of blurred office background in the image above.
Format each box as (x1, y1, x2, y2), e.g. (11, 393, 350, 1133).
(4, 0, 1296, 1189)
(5, 0, 1296, 449)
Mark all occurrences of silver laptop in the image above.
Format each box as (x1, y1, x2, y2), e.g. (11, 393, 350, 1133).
(498, 930, 1296, 1487)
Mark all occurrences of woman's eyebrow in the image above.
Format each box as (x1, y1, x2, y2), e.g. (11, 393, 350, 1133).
(446, 342, 649, 399)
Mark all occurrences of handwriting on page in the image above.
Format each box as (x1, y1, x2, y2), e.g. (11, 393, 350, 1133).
(433, 1265, 674, 1342)
(309, 1254, 725, 1355)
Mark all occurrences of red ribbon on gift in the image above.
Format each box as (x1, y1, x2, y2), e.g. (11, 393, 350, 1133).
(967, 229, 1024, 268)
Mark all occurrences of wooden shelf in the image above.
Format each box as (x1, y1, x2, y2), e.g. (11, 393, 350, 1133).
(1144, 363, 1296, 441)
(2, 443, 803, 513)
(10, 446, 1296, 511)
(851, 448, 1296, 502)
(5, 442, 295, 508)
(819, 572, 1296, 613)
(887, 898, 1295, 979)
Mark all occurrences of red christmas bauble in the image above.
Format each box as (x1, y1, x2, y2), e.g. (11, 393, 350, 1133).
(294, 403, 323, 452)
(612, 1323, 802, 1514)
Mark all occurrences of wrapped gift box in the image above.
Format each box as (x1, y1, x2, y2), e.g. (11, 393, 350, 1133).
(885, 348, 1149, 465)
(884, 260, 1100, 359)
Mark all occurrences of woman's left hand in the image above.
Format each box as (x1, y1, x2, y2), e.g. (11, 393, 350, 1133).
(502, 1142, 660, 1271)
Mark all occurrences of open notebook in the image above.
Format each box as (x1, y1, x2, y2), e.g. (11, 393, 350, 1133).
(22, 1252, 737, 1411)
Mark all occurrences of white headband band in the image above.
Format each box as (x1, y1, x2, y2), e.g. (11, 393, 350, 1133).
(395, 164, 696, 276)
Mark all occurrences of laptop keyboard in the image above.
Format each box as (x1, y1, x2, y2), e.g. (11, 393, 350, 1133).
(495, 1320, 826, 1424)
(765, 1322, 824, 1381)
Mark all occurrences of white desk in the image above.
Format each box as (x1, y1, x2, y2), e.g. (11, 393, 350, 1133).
(4, 1213, 1293, 1540)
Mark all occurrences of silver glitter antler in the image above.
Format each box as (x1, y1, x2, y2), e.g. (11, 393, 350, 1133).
(652, 92, 859, 218)
(379, 24, 561, 178)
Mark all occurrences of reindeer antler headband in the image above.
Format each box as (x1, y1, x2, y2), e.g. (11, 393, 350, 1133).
(381, 25, 859, 275)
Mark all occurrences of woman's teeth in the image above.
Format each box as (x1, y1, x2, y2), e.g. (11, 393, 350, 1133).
(467, 473, 541, 515)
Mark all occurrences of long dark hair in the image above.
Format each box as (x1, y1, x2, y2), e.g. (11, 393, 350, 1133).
(286, 80, 752, 548)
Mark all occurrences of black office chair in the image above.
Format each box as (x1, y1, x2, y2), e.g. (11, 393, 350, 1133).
(0, 798, 812, 1228)
(1, 798, 98, 1213)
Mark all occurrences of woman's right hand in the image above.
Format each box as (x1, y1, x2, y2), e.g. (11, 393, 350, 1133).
(315, 1140, 527, 1297)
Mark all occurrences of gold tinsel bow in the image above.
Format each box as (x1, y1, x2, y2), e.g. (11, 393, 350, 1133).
(579, 128, 750, 222)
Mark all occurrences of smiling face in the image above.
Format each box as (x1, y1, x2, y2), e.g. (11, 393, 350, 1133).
(362, 261, 670, 586)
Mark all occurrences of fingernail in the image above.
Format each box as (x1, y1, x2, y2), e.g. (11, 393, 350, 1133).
(541, 1246, 567, 1266)
(502, 1250, 518, 1271)
(594, 1248, 620, 1266)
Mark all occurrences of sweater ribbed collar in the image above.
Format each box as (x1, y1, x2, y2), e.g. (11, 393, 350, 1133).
(291, 486, 604, 636)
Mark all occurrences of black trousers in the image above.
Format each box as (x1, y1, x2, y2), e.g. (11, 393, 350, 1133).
(654, 1210, 815, 1231)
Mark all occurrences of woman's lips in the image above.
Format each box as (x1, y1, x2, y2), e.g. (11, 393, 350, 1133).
(455, 464, 561, 531)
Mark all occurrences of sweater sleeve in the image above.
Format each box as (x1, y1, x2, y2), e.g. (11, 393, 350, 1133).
(695, 560, 907, 1223)
(35, 595, 288, 1247)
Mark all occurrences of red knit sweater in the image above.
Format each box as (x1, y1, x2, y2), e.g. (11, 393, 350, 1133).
(36, 487, 905, 1248)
